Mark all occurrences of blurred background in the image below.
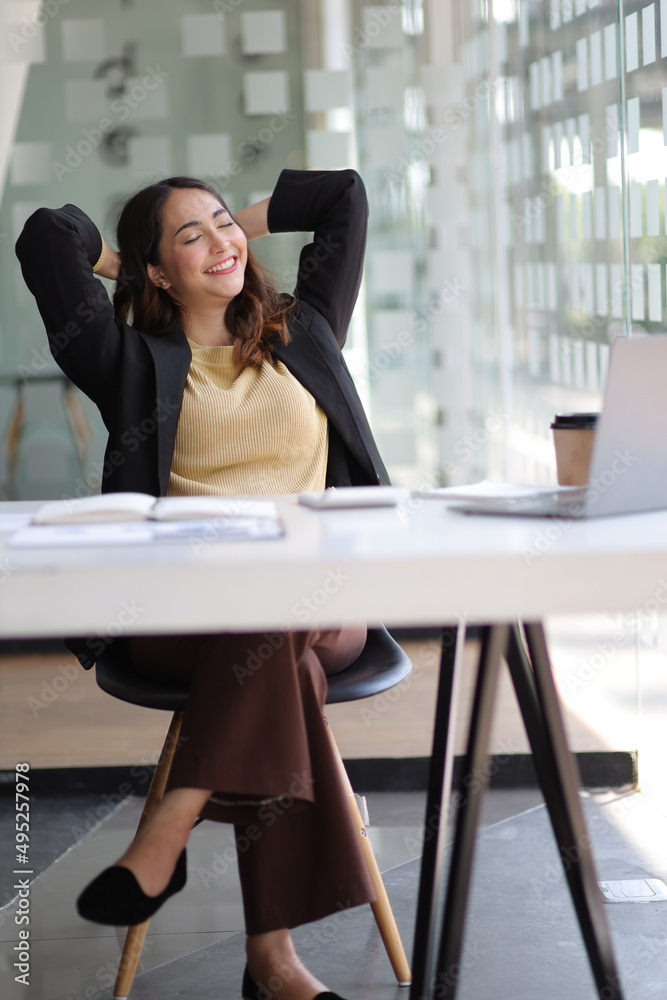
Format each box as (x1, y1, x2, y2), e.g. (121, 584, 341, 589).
(6, 0, 664, 501)
(3, 0, 667, 802)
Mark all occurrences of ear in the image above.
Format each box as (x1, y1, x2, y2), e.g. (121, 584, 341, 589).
(147, 263, 169, 289)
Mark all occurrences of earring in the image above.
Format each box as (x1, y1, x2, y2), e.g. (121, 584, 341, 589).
(162, 281, 166, 287)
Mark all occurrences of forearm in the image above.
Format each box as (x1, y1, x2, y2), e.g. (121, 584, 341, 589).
(264, 169, 368, 346)
(233, 197, 271, 240)
(93, 238, 121, 280)
(16, 205, 121, 400)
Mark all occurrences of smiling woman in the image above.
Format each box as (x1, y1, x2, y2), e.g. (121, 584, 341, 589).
(149, 192, 249, 317)
(111, 176, 293, 366)
(15, 167, 389, 1000)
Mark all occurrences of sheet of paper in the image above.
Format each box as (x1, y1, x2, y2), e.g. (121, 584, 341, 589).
(9, 518, 284, 547)
(151, 518, 283, 541)
(0, 513, 34, 532)
(414, 479, 580, 501)
(9, 523, 155, 547)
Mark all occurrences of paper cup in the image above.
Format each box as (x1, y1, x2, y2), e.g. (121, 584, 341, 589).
(550, 413, 598, 486)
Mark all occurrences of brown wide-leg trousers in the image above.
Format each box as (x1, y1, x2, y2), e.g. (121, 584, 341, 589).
(127, 628, 376, 933)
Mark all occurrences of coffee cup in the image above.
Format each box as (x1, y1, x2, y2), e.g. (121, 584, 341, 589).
(550, 413, 598, 486)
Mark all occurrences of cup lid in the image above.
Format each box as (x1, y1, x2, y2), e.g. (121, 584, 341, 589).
(550, 412, 599, 429)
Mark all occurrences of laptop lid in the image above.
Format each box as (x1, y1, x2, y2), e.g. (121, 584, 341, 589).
(583, 335, 667, 517)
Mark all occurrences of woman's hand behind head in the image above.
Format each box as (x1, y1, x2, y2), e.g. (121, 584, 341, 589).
(95, 239, 122, 281)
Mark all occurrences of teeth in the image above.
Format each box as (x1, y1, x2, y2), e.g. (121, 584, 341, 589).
(205, 258, 235, 274)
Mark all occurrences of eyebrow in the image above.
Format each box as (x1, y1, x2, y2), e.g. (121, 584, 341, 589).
(173, 207, 227, 237)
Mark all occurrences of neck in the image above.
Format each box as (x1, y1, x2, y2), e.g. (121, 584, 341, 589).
(182, 307, 233, 347)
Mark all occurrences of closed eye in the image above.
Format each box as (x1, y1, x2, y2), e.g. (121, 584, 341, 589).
(184, 223, 234, 245)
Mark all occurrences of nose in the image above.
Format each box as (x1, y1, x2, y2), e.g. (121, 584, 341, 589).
(211, 227, 231, 254)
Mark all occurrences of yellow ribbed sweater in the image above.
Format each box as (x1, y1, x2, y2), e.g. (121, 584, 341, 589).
(168, 339, 329, 496)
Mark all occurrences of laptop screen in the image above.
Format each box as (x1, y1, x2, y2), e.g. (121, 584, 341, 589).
(583, 335, 667, 517)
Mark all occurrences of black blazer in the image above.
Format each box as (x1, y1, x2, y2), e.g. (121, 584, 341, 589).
(16, 168, 389, 498)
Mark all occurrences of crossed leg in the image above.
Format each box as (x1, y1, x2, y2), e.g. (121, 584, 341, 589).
(113, 627, 370, 999)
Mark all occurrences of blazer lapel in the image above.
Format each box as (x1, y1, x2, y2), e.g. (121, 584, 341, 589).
(140, 329, 192, 496)
(273, 308, 387, 482)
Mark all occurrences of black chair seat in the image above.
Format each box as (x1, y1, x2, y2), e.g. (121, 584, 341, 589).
(96, 642, 189, 710)
(323, 626, 412, 703)
(95, 627, 412, 709)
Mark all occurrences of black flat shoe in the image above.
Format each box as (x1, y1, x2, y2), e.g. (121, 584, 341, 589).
(76, 847, 187, 925)
(242, 965, 348, 1000)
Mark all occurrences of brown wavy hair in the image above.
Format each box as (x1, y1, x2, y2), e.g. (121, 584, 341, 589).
(112, 176, 292, 367)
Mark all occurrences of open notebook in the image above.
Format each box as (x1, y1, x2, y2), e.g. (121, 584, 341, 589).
(30, 492, 277, 524)
(10, 493, 283, 547)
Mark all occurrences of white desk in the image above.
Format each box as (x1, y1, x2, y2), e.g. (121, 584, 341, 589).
(1, 496, 650, 1000)
(1, 498, 666, 636)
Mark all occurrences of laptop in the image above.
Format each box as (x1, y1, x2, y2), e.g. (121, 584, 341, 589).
(451, 335, 667, 519)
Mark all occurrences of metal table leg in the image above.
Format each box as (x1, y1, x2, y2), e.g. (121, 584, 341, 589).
(409, 625, 465, 1000)
(432, 624, 509, 1000)
(411, 621, 624, 1000)
(516, 622, 623, 1000)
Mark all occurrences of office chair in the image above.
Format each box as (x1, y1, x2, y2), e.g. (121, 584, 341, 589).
(94, 626, 413, 999)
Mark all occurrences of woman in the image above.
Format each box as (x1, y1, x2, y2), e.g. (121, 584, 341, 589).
(16, 168, 390, 1000)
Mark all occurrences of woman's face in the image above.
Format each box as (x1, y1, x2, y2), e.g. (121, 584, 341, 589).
(147, 187, 248, 311)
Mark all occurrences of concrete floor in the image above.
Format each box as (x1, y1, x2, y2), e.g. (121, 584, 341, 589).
(5, 786, 667, 1000)
(0, 787, 545, 1000)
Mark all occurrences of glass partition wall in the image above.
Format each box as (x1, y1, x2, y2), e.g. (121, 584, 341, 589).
(0, 0, 517, 498)
(463, 0, 666, 801)
(4, 0, 665, 492)
(3, 0, 667, 788)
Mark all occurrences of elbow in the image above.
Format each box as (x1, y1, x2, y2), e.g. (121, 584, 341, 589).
(341, 169, 369, 223)
(15, 207, 61, 261)
(16, 207, 46, 254)
(342, 168, 366, 197)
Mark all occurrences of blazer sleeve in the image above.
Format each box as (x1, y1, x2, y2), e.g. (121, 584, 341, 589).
(266, 168, 368, 349)
(15, 205, 124, 408)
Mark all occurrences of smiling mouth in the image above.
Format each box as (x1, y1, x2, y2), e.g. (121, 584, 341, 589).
(204, 256, 237, 274)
